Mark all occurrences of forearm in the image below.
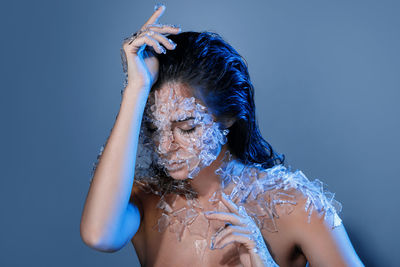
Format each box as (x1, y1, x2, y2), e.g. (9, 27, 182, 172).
(80, 84, 149, 245)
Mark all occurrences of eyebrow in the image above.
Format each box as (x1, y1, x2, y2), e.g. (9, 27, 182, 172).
(172, 116, 195, 123)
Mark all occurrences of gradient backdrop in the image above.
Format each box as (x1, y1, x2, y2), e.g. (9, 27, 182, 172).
(1, 0, 399, 266)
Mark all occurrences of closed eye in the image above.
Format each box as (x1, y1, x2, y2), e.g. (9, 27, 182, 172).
(179, 127, 196, 134)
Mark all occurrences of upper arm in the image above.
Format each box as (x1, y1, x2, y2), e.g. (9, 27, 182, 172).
(274, 189, 364, 267)
(92, 182, 144, 252)
(121, 182, 145, 242)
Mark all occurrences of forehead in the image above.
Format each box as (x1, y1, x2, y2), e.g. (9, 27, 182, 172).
(149, 82, 208, 122)
(155, 82, 193, 99)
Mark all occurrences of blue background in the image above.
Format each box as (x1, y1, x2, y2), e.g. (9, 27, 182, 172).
(1, 0, 399, 266)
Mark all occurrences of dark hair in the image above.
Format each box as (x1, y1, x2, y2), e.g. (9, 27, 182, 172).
(152, 31, 284, 169)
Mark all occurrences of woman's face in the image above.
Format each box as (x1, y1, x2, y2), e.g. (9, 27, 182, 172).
(145, 82, 228, 180)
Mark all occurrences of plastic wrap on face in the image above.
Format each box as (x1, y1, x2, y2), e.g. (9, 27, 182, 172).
(130, 83, 229, 198)
(142, 84, 228, 179)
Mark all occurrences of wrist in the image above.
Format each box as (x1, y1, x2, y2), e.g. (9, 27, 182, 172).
(123, 83, 151, 99)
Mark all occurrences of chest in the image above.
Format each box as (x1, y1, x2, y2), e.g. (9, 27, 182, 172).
(134, 193, 243, 266)
(131, 193, 305, 267)
(145, 219, 243, 267)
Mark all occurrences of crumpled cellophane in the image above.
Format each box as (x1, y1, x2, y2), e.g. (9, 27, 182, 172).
(89, 85, 343, 266)
(130, 84, 230, 197)
(134, 147, 343, 265)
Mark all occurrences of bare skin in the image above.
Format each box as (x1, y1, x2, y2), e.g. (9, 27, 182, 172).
(138, 82, 271, 266)
(129, 166, 307, 267)
(129, 169, 359, 267)
(80, 4, 364, 267)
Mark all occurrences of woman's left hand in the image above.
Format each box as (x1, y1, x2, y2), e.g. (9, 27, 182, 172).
(204, 191, 270, 267)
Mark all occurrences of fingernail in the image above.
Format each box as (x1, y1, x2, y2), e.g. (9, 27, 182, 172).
(168, 39, 176, 47)
(204, 211, 215, 215)
(159, 46, 166, 54)
(172, 24, 182, 31)
(154, 3, 166, 12)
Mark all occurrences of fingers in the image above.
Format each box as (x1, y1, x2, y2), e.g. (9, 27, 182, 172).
(211, 225, 253, 249)
(129, 33, 166, 54)
(204, 211, 244, 225)
(145, 23, 181, 35)
(220, 191, 240, 215)
(213, 232, 256, 251)
(123, 3, 181, 57)
(146, 30, 177, 50)
(142, 4, 166, 30)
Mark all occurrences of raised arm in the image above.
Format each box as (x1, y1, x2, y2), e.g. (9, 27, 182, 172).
(80, 4, 180, 252)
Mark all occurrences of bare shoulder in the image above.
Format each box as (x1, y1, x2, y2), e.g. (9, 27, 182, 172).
(257, 187, 338, 266)
(268, 186, 336, 235)
(252, 165, 363, 266)
(255, 187, 310, 266)
(242, 163, 357, 265)
(252, 165, 343, 232)
(272, 187, 364, 266)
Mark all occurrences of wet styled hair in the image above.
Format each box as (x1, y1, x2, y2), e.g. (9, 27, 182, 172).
(152, 31, 284, 169)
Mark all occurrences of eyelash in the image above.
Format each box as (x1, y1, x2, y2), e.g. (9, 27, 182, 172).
(179, 127, 196, 135)
(147, 125, 197, 135)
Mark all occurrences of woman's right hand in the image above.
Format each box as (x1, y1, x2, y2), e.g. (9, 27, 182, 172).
(121, 4, 181, 89)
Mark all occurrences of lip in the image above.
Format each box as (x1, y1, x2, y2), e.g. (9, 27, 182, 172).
(165, 161, 185, 171)
(162, 158, 185, 165)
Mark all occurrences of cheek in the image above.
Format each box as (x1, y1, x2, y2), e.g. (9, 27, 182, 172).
(175, 124, 219, 154)
(174, 127, 204, 149)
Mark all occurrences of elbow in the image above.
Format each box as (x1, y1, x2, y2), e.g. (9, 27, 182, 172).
(80, 222, 122, 253)
(79, 203, 140, 252)
(80, 222, 102, 250)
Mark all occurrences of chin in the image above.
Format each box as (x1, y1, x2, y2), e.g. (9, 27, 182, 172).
(167, 167, 189, 180)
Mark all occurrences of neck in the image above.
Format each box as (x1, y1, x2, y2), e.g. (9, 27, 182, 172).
(188, 144, 229, 201)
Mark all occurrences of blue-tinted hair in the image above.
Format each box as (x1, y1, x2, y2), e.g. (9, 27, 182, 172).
(151, 31, 284, 168)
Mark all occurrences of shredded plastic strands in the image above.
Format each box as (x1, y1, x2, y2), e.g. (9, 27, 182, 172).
(89, 85, 229, 191)
(125, 85, 230, 198)
(147, 150, 342, 266)
(216, 151, 343, 231)
(146, 84, 229, 179)
(88, 85, 342, 265)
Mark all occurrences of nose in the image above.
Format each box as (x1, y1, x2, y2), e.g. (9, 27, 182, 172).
(157, 129, 179, 154)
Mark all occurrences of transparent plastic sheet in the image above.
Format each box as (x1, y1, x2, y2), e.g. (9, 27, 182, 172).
(89, 105, 342, 266)
(131, 84, 230, 198)
(148, 84, 229, 178)
(89, 77, 342, 265)
(89, 110, 342, 266)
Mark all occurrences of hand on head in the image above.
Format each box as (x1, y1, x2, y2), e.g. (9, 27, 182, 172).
(121, 4, 181, 88)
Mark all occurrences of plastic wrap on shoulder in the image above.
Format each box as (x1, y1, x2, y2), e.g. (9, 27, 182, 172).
(216, 152, 343, 233)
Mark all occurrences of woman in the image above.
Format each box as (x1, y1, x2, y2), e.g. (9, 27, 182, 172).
(80, 4, 364, 267)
